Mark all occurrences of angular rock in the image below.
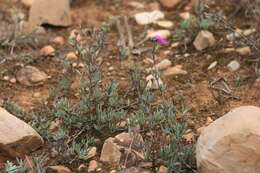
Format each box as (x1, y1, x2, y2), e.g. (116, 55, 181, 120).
(135, 10, 164, 25)
(159, 0, 181, 8)
(196, 106, 260, 173)
(100, 137, 121, 164)
(28, 0, 71, 28)
(193, 30, 215, 51)
(16, 66, 48, 86)
(0, 107, 44, 158)
(100, 133, 145, 166)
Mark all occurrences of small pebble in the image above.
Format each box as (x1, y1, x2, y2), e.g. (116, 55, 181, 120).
(236, 46, 251, 55)
(52, 36, 65, 46)
(10, 78, 16, 83)
(40, 45, 55, 56)
(207, 61, 217, 70)
(227, 60, 240, 72)
(108, 66, 115, 71)
(72, 63, 77, 67)
(243, 28, 256, 36)
(155, 20, 174, 28)
(66, 52, 78, 61)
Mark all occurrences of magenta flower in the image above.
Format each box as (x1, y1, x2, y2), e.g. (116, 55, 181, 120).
(152, 35, 168, 44)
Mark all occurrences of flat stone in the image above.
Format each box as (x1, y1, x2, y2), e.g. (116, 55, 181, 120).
(0, 107, 44, 158)
(163, 65, 187, 77)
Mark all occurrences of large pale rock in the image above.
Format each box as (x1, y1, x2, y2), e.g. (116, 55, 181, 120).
(0, 107, 44, 158)
(196, 106, 260, 173)
(28, 0, 71, 28)
(159, 0, 181, 8)
(193, 30, 215, 51)
(16, 66, 48, 86)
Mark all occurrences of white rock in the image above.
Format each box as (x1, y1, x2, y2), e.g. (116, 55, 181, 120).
(147, 29, 170, 39)
(196, 106, 260, 173)
(227, 60, 240, 72)
(146, 74, 164, 90)
(207, 61, 217, 70)
(135, 10, 164, 25)
(193, 30, 215, 51)
(226, 32, 241, 41)
(0, 107, 44, 158)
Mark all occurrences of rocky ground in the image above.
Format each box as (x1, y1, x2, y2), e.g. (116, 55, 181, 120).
(0, 0, 260, 173)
